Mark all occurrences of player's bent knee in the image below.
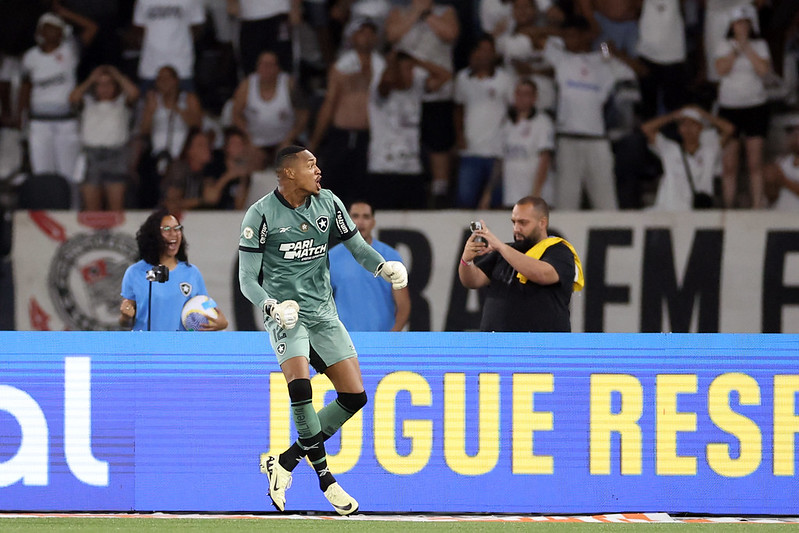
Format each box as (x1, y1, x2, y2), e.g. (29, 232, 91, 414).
(287, 378, 313, 402)
(337, 391, 367, 413)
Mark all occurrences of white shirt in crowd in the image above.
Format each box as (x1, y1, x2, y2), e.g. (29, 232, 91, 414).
(502, 111, 556, 206)
(714, 38, 771, 108)
(543, 37, 616, 137)
(368, 66, 427, 174)
(703, 0, 754, 82)
(496, 32, 556, 112)
(480, 0, 553, 36)
(453, 66, 513, 157)
(243, 71, 295, 147)
(134, 0, 206, 80)
(636, 0, 686, 65)
(238, 0, 291, 20)
(772, 155, 799, 211)
(80, 94, 130, 147)
(22, 39, 79, 118)
(650, 130, 720, 211)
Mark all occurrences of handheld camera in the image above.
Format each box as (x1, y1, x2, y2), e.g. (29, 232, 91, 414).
(470, 221, 487, 245)
(146, 264, 169, 283)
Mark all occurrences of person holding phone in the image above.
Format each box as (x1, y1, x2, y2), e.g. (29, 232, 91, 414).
(458, 196, 583, 331)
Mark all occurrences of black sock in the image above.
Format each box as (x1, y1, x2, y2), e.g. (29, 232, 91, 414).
(299, 431, 335, 491)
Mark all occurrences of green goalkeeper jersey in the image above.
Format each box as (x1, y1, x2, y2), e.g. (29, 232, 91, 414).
(238, 188, 386, 321)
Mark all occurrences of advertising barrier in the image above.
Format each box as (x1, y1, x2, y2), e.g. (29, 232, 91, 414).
(10, 210, 799, 333)
(1, 332, 798, 514)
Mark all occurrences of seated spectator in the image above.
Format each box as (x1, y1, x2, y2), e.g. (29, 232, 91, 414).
(201, 126, 255, 210)
(764, 117, 799, 211)
(136, 64, 203, 208)
(132, 0, 206, 91)
(231, 50, 309, 167)
(69, 65, 140, 211)
(454, 35, 513, 208)
(162, 127, 214, 212)
(641, 106, 734, 211)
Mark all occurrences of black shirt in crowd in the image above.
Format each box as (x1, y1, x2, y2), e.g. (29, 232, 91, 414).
(475, 241, 575, 332)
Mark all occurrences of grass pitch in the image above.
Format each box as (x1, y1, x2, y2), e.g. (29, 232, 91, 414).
(2, 517, 799, 532)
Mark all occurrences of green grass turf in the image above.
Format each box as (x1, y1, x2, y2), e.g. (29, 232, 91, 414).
(1, 518, 799, 532)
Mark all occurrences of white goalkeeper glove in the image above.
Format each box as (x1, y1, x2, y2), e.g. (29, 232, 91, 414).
(263, 299, 300, 330)
(376, 261, 408, 290)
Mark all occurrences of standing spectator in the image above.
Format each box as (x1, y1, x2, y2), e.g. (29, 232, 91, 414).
(329, 200, 411, 331)
(69, 65, 140, 211)
(17, 9, 97, 208)
(453, 35, 513, 208)
(703, 0, 757, 84)
(764, 118, 799, 211)
(232, 50, 309, 168)
(641, 106, 734, 211)
(715, 4, 773, 209)
(367, 50, 451, 210)
(132, 0, 206, 90)
(136, 64, 204, 208)
(162, 128, 214, 212)
(120, 207, 228, 331)
(230, 0, 302, 75)
(201, 126, 254, 210)
(577, 0, 641, 57)
(308, 20, 383, 207)
(488, 78, 556, 209)
(459, 196, 583, 332)
(386, 0, 460, 207)
(635, 0, 687, 120)
(496, 0, 558, 114)
(331, 0, 393, 50)
(542, 15, 620, 210)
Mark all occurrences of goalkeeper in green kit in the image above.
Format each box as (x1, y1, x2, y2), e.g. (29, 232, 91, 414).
(238, 146, 408, 515)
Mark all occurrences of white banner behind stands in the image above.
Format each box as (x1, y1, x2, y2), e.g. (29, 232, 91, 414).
(11, 210, 799, 332)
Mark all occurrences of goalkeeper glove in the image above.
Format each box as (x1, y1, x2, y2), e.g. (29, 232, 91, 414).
(376, 261, 408, 290)
(263, 299, 300, 330)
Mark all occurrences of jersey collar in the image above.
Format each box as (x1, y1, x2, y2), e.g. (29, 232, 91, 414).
(274, 188, 312, 209)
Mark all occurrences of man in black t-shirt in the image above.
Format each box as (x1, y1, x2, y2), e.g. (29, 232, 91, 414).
(458, 196, 583, 332)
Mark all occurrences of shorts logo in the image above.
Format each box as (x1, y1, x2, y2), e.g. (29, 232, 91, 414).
(180, 283, 192, 296)
(316, 216, 329, 232)
(276, 343, 286, 355)
(243, 227, 254, 240)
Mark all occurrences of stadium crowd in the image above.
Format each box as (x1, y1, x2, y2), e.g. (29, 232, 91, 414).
(1, 0, 799, 213)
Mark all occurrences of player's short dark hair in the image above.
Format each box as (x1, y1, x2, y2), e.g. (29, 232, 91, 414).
(517, 196, 550, 220)
(276, 145, 307, 170)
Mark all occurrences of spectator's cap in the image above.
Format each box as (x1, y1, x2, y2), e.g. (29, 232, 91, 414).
(728, 4, 758, 27)
(37, 12, 72, 37)
(352, 17, 378, 32)
(678, 108, 704, 126)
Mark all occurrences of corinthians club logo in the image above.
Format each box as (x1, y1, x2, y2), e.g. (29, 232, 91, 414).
(48, 231, 138, 330)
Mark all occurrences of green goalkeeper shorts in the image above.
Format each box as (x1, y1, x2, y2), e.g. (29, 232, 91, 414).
(265, 315, 357, 371)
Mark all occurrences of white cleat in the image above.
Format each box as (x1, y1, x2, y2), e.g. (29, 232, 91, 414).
(260, 453, 292, 512)
(323, 482, 359, 516)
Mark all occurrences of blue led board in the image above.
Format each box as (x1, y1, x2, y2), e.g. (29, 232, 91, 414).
(1, 332, 797, 513)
